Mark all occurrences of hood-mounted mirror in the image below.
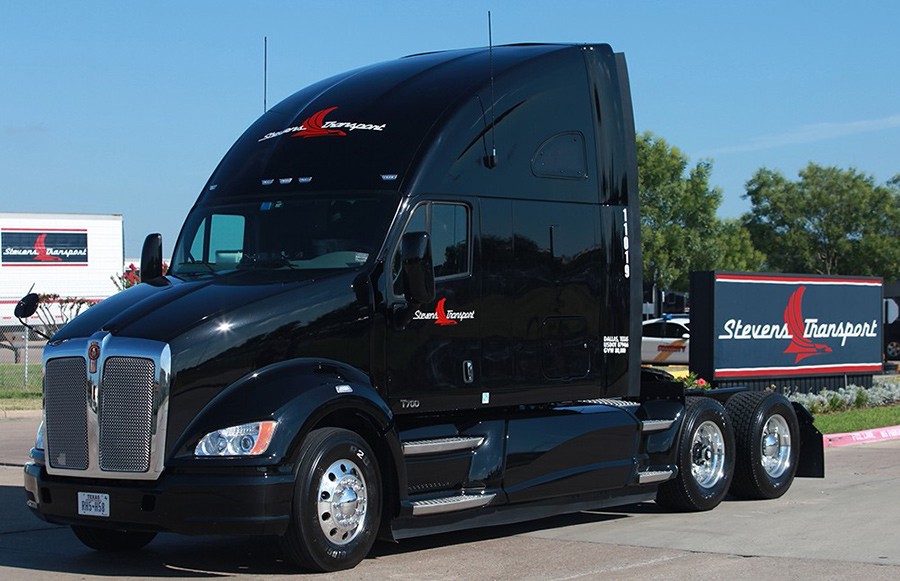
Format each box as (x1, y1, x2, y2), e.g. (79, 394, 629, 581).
(14, 293, 39, 319)
(13, 291, 52, 341)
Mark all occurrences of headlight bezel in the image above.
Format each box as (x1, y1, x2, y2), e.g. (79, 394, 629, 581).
(194, 420, 277, 457)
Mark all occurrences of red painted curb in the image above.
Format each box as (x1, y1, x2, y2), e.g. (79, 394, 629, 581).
(824, 425, 900, 448)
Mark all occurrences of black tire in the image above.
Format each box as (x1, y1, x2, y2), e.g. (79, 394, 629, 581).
(279, 427, 381, 572)
(71, 526, 156, 552)
(656, 397, 735, 511)
(726, 391, 800, 499)
(886, 339, 900, 360)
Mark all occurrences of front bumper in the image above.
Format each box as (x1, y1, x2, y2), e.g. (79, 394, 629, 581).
(24, 461, 295, 536)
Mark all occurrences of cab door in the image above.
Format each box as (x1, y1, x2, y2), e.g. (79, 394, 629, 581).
(383, 198, 482, 413)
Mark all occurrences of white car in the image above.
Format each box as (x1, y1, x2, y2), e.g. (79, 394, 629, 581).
(641, 316, 690, 365)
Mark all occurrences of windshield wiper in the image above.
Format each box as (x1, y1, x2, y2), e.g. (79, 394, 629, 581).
(238, 254, 299, 270)
(174, 261, 216, 275)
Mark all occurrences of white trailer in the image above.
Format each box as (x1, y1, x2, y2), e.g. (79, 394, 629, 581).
(1, 213, 123, 326)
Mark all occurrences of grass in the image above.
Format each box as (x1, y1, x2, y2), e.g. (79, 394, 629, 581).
(0, 362, 42, 410)
(0, 363, 42, 393)
(0, 397, 42, 411)
(813, 404, 900, 435)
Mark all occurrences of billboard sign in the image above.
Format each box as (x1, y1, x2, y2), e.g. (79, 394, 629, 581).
(691, 272, 883, 380)
(1, 229, 89, 265)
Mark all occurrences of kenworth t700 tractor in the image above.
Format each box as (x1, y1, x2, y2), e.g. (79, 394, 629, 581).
(21, 44, 823, 572)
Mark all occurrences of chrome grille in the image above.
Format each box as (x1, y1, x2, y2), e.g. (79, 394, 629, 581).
(44, 357, 89, 471)
(99, 357, 155, 473)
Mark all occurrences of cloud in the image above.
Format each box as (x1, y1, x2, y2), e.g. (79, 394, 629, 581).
(700, 114, 900, 156)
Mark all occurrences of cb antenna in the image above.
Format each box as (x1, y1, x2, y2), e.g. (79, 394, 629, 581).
(263, 36, 268, 113)
(485, 11, 497, 168)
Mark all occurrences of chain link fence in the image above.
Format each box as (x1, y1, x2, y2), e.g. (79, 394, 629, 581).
(0, 325, 44, 398)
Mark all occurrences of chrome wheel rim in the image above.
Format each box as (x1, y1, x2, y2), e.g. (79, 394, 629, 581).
(317, 459, 368, 545)
(760, 414, 791, 479)
(691, 420, 726, 489)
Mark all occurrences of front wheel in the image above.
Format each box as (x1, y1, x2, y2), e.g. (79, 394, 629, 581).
(279, 427, 381, 572)
(726, 391, 800, 499)
(886, 339, 900, 360)
(656, 397, 735, 511)
(71, 526, 156, 551)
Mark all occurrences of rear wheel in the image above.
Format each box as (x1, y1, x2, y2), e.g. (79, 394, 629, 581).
(726, 391, 800, 499)
(656, 397, 735, 511)
(279, 428, 381, 572)
(71, 526, 156, 551)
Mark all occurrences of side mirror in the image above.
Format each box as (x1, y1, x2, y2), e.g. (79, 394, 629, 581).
(140, 233, 163, 282)
(14, 292, 52, 341)
(400, 231, 435, 305)
(14, 293, 40, 319)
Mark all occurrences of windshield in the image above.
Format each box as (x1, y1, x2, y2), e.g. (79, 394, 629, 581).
(171, 194, 398, 277)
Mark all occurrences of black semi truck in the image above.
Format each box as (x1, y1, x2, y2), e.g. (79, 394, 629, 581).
(20, 44, 824, 572)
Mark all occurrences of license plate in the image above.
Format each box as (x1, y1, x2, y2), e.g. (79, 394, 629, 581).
(77, 492, 110, 517)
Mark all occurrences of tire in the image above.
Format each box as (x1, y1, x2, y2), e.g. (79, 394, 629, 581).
(656, 397, 735, 511)
(279, 428, 381, 572)
(71, 526, 156, 552)
(726, 391, 800, 499)
(886, 340, 900, 360)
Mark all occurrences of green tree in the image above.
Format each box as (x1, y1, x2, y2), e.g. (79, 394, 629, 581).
(637, 132, 763, 291)
(743, 164, 900, 279)
(704, 218, 767, 273)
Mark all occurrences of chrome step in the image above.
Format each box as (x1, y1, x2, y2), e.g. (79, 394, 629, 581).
(411, 493, 496, 516)
(580, 398, 637, 408)
(402, 436, 485, 457)
(637, 468, 676, 484)
(641, 419, 676, 433)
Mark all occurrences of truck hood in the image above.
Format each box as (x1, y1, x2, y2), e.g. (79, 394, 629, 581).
(53, 270, 338, 344)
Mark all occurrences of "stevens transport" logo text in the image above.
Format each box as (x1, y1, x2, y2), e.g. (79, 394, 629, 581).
(258, 106, 386, 142)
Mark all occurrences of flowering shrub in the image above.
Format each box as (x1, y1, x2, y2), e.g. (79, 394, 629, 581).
(788, 377, 900, 415)
(32, 294, 96, 337)
(112, 262, 169, 291)
(678, 372, 710, 390)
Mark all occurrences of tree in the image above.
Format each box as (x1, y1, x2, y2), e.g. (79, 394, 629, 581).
(704, 218, 767, 274)
(743, 164, 900, 279)
(637, 132, 764, 291)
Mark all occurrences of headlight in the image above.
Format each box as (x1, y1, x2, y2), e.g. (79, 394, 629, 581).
(195, 421, 277, 457)
(34, 421, 44, 450)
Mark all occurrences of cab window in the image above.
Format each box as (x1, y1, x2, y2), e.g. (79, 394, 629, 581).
(392, 201, 470, 294)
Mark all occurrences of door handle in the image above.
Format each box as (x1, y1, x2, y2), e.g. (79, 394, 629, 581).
(463, 360, 474, 384)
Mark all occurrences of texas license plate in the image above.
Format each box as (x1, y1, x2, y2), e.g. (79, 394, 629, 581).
(77, 492, 110, 517)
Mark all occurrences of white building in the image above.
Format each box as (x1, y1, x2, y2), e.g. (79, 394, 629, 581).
(1, 212, 123, 325)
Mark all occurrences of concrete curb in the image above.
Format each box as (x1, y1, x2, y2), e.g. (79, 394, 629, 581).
(0, 409, 42, 420)
(824, 424, 900, 448)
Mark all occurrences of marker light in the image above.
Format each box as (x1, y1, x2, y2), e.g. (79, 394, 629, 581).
(34, 421, 44, 450)
(195, 421, 277, 457)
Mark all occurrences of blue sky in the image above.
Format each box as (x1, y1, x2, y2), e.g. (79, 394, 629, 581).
(2, 1, 898, 258)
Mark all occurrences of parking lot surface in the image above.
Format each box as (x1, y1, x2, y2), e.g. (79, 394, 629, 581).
(1, 416, 898, 580)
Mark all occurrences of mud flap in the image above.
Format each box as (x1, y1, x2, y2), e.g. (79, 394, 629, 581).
(792, 402, 825, 478)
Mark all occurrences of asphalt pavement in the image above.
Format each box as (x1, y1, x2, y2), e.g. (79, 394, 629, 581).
(1, 415, 899, 580)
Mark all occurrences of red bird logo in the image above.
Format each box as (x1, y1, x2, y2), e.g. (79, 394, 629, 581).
(33, 233, 62, 262)
(783, 286, 832, 363)
(434, 298, 458, 326)
(292, 107, 346, 138)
